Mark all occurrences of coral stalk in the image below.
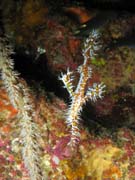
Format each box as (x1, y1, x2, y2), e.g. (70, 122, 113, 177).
(59, 30, 105, 148)
(0, 38, 46, 180)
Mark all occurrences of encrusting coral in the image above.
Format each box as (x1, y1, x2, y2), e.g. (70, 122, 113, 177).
(0, 38, 46, 180)
(82, 145, 123, 180)
(59, 30, 105, 148)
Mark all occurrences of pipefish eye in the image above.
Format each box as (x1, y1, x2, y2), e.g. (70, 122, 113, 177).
(94, 39, 99, 43)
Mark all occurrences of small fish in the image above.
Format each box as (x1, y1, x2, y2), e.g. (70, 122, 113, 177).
(63, 6, 94, 24)
(73, 0, 135, 38)
(74, 10, 117, 37)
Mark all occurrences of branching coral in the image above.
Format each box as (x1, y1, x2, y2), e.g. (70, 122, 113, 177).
(59, 30, 105, 148)
(0, 38, 46, 180)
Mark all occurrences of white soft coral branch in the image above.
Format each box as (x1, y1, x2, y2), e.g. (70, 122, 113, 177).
(0, 38, 46, 180)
